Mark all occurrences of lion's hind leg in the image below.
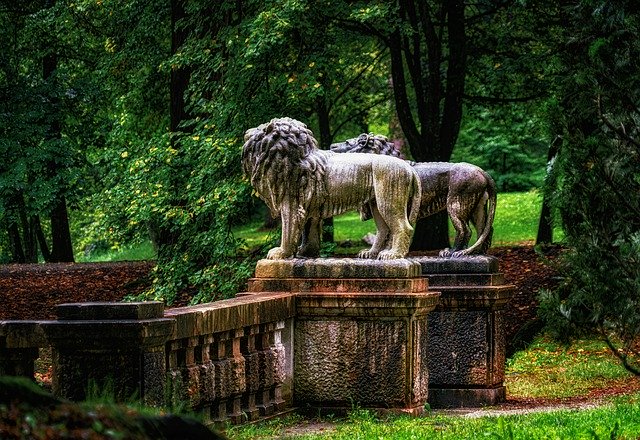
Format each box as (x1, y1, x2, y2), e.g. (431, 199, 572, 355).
(357, 203, 389, 259)
(439, 195, 474, 258)
(376, 209, 414, 260)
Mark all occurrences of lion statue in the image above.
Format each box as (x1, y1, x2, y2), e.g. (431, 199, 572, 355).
(331, 133, 497, 257)
(242, 118, 422, 260)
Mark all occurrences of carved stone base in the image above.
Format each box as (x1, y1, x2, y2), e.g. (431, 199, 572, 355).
(411, 256, 515, 408)
(247, 258, 441, 414)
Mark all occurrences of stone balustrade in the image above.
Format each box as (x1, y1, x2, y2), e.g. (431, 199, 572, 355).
(0, 256, 514, 424)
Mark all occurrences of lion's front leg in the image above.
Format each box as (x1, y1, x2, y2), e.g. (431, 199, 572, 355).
(297, 218, 321, 257)
(267, 203, 304, 259)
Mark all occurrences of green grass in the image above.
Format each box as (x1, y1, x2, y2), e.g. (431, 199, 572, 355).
(233, 190, 564, 252)
(228, 336, 640, 439)
(76, 241, 156, 263)
(506, 336, 634, 399)
(75, 191, 560, 262)
(228, 397, 640, 439)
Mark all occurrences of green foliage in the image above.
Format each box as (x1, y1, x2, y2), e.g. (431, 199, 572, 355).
(539, 1, 640, 374)
(454, 106, 548, 192)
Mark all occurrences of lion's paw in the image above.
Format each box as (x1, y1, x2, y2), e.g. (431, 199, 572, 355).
(450, 250, 469, 258)
(439, 248, 452, 258)
(267, 247, 290, 260)
(377, 250, 402, 260)
(357, 249, 378, 259)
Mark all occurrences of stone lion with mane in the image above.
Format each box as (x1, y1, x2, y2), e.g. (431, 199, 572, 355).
(331, 133, 497, 257)
(242, 117, 421, 260)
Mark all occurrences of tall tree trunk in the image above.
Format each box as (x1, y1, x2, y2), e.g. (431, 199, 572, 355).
(7, 223, 26, 263)
(170, 0, 190, 134)
(316, 94, 334, 243)
(43, 35, 75, 262)
(387, 0, 467, 250)
(49, 196, 74, 262)
(34, 216, 52, 262)
(536, 136, 561, 245)
(150, 0, 192, 251)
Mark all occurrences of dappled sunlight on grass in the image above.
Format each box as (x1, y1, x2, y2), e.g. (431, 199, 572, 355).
(506, 336, 634, 399)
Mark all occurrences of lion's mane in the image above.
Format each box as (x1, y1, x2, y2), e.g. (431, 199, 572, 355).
(331, 133, 402, 158)
(242, 117, 327, 215)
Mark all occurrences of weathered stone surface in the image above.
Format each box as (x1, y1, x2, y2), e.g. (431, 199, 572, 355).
(433, 285, 515, 310)
(56, 301, 165, 321)
(247, 277, 428, 294)
(165, 292, 295, 339)
(428, 387, 506, 408)
(254, 258, 422, 279)
(242, 118, 422, 260)
(412, 256, 499, 274)
(296, 292, 440, 319)
(294, 291, 437, 412)
(295, 320, 409, 405)
(428, 310, 492, 387)
(425, 273, 505, 287)
(423, 260, 515, 408)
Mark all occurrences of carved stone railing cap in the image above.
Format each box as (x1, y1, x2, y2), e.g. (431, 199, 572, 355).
(55, 301, 165, 321)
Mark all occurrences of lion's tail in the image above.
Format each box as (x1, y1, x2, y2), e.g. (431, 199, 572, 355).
(408, 171, 422, 227)
(459, 171, 496, 256)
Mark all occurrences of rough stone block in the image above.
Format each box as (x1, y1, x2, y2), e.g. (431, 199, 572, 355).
(293, 291, 438, 413)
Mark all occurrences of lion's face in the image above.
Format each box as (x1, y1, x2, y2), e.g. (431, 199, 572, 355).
(330, 133, 401, 158)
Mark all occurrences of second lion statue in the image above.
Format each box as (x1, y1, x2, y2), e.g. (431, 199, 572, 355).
(331, 133, 497, 257)
(242, 117, 421, 260)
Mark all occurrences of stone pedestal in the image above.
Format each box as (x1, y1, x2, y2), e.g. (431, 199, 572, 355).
(45, 302, 174, 405)
(249, 258, 440, 415)
(412, 256, 515, 408)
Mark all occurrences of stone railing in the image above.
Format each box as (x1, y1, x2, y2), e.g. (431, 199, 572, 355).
(0, 293, 295, 425)
(0, 256, 514, 424)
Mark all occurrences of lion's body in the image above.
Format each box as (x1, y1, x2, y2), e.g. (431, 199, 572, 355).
(243, 118, 421, 260)
(331, 134, 497, 257)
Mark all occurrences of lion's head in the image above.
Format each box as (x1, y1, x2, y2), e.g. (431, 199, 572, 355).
(242, 117, 327, 215)
(330, 133, 402, 158)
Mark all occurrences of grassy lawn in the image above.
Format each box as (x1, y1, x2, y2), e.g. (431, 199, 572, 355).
(228, 336, 640, 439)
(233, 190, 563, 252)
(78, 191, 561, 262)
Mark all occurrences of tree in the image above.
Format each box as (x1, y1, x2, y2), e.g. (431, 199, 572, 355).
(539, 0, 640, 374)
(0, 0, 83, 263)
(328, 0, 556, 250)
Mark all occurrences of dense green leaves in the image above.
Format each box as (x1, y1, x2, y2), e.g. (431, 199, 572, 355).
(539, 0, 640, 374)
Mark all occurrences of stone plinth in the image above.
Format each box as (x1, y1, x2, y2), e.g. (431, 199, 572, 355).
(411, 256, 515, 408)
(45, 302, 173, 405)
(247, 258, 427, 294)
(248, 258, 440, 415)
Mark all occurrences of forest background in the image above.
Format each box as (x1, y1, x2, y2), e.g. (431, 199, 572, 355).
(1, 0, 639, 371)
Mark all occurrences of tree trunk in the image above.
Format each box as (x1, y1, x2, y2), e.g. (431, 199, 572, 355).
(34, 216, 52, 262)
(386, 1, 468, 250)
(7, 223, 26, 263)
(410, 211, 450, 252)
(536, 136, 561, 245)
(317, 94, 334, 244)
(170, 0, 190, 134)
(535, 199, 553, 244)
(49, 196, 74, 262)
